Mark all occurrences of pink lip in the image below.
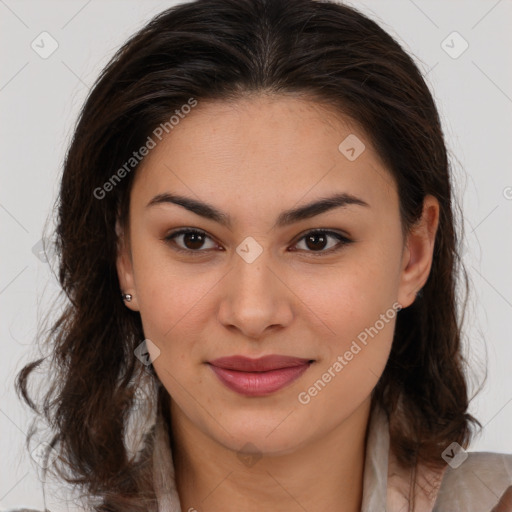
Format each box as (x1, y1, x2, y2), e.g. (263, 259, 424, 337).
(208, 355, 313, 396)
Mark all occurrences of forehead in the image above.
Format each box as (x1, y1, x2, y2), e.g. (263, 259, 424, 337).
(131, 94, 397, 217)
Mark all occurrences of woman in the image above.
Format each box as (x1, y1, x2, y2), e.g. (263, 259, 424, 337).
(13, 0, 512, 511)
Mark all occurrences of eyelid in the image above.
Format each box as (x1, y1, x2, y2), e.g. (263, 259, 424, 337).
(163, 228, 220, 255)
(289, 229, 353, 256)
(163, 227, 353, 256)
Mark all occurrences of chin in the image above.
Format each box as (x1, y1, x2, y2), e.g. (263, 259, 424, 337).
(209, 413, 311, 456)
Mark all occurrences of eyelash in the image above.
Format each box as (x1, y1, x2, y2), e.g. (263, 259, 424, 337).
(163, 228, 353, 257)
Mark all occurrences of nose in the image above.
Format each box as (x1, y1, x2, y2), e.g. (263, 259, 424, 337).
(216, 251, 294, 340)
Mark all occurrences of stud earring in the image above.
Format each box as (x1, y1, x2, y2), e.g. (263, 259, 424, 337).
(121, 292, 133, 302)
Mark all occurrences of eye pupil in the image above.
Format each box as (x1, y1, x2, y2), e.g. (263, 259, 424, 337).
(184, 232, 205, 250)
(305, 233, 327, 251)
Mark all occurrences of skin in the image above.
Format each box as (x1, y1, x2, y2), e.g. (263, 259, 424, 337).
(116, 94, 439, 512)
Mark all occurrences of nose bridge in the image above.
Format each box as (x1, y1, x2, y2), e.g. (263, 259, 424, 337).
(231, 243, 277, 306)
(218, 242, 292, 336)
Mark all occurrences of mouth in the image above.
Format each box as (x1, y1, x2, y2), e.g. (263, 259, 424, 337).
(207, 355, 315, 396)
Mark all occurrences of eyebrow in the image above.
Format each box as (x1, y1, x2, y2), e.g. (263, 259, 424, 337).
(146, 192, 369, 229)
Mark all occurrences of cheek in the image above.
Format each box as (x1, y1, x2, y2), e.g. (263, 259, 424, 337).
(136, 267, 214, 349)
(302, 251, 400, 339)
(295, 262, 399, 424)
(131, 242, 227, 378)
(135, 262, 215, 400)
(297, 248, 400, 388)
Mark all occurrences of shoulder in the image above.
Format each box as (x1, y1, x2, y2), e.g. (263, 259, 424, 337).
(434, 451, 512, 511)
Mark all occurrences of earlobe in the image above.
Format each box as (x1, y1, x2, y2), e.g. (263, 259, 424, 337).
(115, 218, 140, 311)
(397, 195, 440, 308)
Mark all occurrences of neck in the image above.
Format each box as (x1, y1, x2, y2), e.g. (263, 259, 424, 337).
(169, 397, 372, 512)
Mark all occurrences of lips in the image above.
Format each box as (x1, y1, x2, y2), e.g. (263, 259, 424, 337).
(207, 355, 314, 396)
(209, 355, 313, 372)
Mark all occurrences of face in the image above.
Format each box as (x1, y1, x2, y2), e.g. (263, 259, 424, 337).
(116, 94, 439, 455)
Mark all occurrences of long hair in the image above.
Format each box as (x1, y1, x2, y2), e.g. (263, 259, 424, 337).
(16, 0, 481, 510)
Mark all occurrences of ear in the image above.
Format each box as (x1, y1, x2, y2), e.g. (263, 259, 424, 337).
(397, 195, 440, 309)
(116, 217, 140, 311)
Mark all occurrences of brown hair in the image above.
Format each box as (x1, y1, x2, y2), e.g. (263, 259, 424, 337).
(16, 0, 481, 509)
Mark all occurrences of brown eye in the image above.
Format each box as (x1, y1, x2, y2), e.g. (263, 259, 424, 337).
(292, 230, 352, 255)
(181, 231, 207, 250)
(164, 228, 218, 254)
(304, 232, 329, 251)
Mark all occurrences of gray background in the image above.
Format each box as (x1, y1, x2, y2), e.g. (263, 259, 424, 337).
(1, 0, 511, 510)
